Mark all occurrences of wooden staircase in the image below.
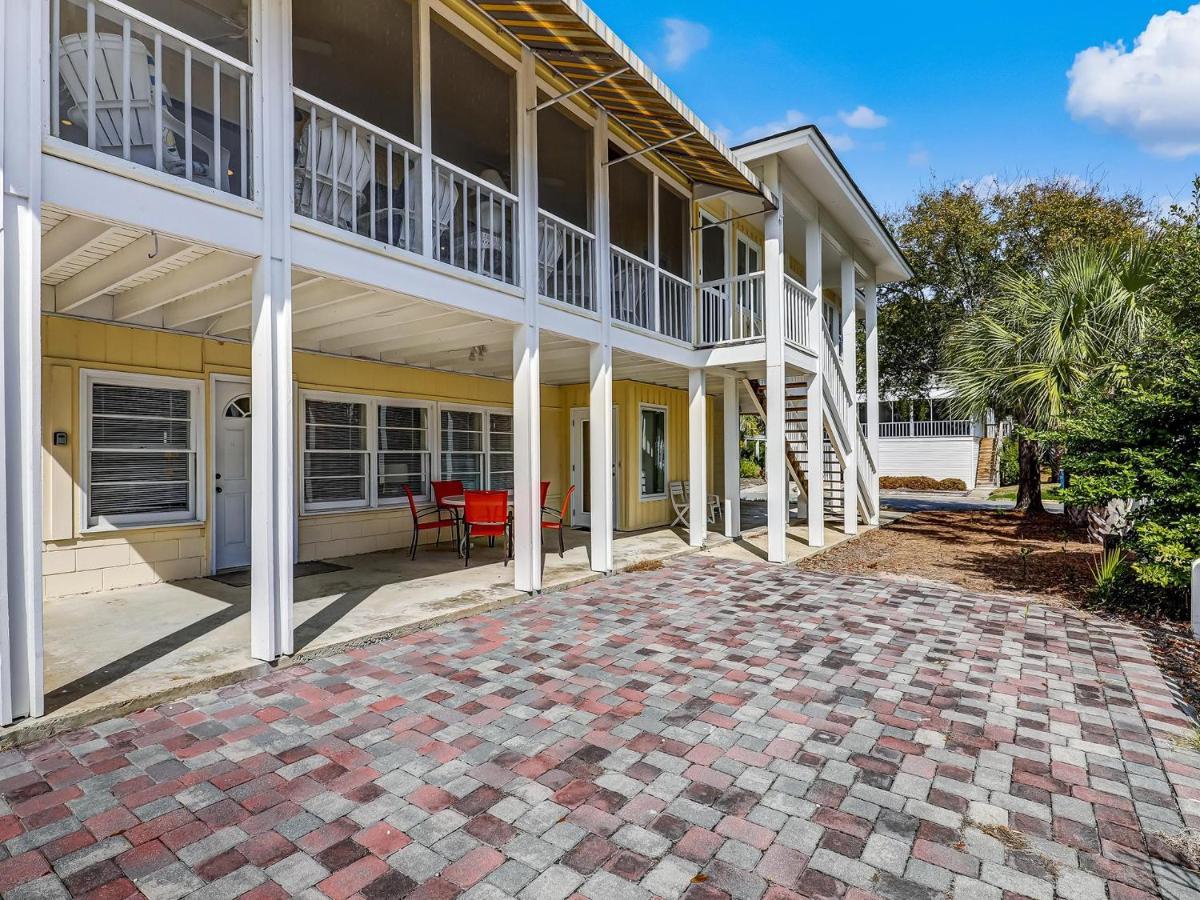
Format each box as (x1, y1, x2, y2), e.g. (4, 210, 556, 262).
(976, 436, 997, 487)
(745, 378, 845, 518)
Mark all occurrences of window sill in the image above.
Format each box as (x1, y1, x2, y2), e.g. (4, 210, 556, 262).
(81, 518, 205, 536)
(640, 494, 667, 502)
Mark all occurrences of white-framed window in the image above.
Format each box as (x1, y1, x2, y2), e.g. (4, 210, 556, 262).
(300, 391, 434, 513)
(81, 370, 204, 530)
(303, 396, 369, 511)
(378, 402, 432, 502)
(439, 405, 514, 491)
(639, 404, 668, 499)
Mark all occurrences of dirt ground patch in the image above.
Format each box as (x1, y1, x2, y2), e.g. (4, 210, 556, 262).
(797, 509, 1094, 605)
(799, 509, 1200, 715)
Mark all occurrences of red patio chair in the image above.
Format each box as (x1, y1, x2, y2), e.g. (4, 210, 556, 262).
(541, 480, 551, 512)
(541, 484, 575, 557)
(432, 479, 465, 547)
(462, 490, 509, 568)
(402, 485, 457, 560)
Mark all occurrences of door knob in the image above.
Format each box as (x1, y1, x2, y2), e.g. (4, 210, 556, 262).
(215, 486, 223, 493)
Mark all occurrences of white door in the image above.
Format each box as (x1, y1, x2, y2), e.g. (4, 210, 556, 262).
(214, 378, 252, 571)
(570, 408, 618, 528)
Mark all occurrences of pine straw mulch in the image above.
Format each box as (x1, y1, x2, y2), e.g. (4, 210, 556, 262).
(795, 509, 1200, 716)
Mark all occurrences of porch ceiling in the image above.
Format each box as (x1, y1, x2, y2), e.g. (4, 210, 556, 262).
(470, 0, 769, 201)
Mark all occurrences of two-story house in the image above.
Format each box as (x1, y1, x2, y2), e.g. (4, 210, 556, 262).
(0, 0, 910, 724)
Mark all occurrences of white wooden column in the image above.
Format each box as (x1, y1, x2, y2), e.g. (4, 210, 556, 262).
(722, 375, 741, 538)
(512, 48, 542, 593)
(588, 346, 613, 572)
(414, 0, 433, 256)
(762, 160, 787, 562)
(0, 0, 46, 723)
(589, 110, 614, 572)
(864, 271, 880, 524)
(804, 217, 825, 547)
(840, 254, 858, 535)
(249, 0, 294, 660)
(687, 368, 707, 547)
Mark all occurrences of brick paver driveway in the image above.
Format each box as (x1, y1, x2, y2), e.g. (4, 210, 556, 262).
(2, 556, 1199, 900)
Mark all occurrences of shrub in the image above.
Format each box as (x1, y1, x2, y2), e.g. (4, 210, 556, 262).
(998, 438, 1020, 485)
(739, 458, 762, 479)
(879, 475, 966, 491)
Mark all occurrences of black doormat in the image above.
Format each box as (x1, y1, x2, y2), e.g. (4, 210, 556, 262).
(207, 560, 350, 588)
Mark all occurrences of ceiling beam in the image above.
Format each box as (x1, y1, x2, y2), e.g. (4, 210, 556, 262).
(41, 218, 121, 274)
(113, 252, 253, 320)
(292, 300, 431, 346)
(55, 234, 191, 311)
(162, 273, 252, 328)
(375, 322, 504, 361)
(210, 281, 374, 335)
(319, 311, 478, 354)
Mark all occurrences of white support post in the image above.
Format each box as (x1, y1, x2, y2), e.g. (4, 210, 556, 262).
(588, 345, 613, 572)
(805, 217, 825, 547)
(722, 375, 741, 538)
(415, 0, 433, 256)
(840, 254, 858, 535)
(1192, 559, 1200, 639)
(864, 271, 880, 524)
(650, 173, 661, 332)
(590, 109, 615, 572)
(0, 0, 46, 723)
(512, 48, 542, 593)
(687, 368, 707, 547)
(249, 0, 294, 660)
(762, 159, 787, 562)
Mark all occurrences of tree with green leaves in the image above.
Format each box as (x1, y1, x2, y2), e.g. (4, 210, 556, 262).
(879, 177, 1148, 399)
(942, 244, 1156, 513)
(1058, 177, 1200, 609)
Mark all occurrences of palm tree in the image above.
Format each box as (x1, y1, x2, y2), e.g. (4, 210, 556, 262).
(942, 244, 1154, 513)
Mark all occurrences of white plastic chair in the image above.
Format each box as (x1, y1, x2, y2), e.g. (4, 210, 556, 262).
(669, 480, 721, 527)
(58, 32, 228, 188)
(295, 116, 372, 230)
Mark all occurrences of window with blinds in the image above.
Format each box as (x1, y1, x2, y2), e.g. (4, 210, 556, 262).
(304, 398, 368, 509)
(85, 375, 200, 528)
(487, 413, 514, 490)
(440, 409, 484, 490)
(378, 403, 430, 501)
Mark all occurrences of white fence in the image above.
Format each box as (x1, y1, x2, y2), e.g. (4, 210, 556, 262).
(51, 0, 253, 198)
(537, 210, 595, 311)
(784, 275, 815, 353)
(880, 420, 975, 438)
(293, 89, 421, 252)
(432, 158, 520, 286)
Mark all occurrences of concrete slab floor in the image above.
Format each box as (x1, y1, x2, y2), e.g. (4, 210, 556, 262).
(4, 501, 880, 746)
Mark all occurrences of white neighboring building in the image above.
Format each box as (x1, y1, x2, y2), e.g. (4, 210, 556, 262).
(861, 388, 998, 490)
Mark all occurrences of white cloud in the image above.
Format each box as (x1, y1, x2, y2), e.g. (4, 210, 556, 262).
(825, 133, 857, 152)
(1066, 4, 1200, 157)
(907, 148, 930, 167)
(838, 105, 889, 129)
(660, 18, 710, 69)
(733, 109, 809, 144)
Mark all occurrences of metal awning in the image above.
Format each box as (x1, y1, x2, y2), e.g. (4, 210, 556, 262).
(472, 0, 771, 202)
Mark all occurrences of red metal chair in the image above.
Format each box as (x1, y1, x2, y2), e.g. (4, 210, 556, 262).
(402, 485, 457, 560)
(432, 479, 465, 547)
(540, 480, 551, 512)
(541, 484, 575, 557)
(462, 490, 510, 567)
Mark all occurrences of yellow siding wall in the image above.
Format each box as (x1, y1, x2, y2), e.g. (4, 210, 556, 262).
(40, 317, 720, 598)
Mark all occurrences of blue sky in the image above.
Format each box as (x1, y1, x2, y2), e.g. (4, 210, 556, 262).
(588, 1, 1200, 215)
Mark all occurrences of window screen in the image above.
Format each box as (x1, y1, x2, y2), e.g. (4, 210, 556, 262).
(88, 380, 196, 525)
(640, 407, 667, 497)
(304, 399, 368, 507)
(378, 403, 429, 501)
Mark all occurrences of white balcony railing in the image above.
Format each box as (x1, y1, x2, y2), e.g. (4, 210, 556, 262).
(784, 274, 816, 352)
(698, 272, 765, 345)
(538, 210, 595, 312)
(610, 246, 655, 331)
(880, 420, 975, 438)
(432, 158, 519, 286)
(293, 90, 421, 252)
(658, 270, 693, 342)
(50, 0, 253, 198)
